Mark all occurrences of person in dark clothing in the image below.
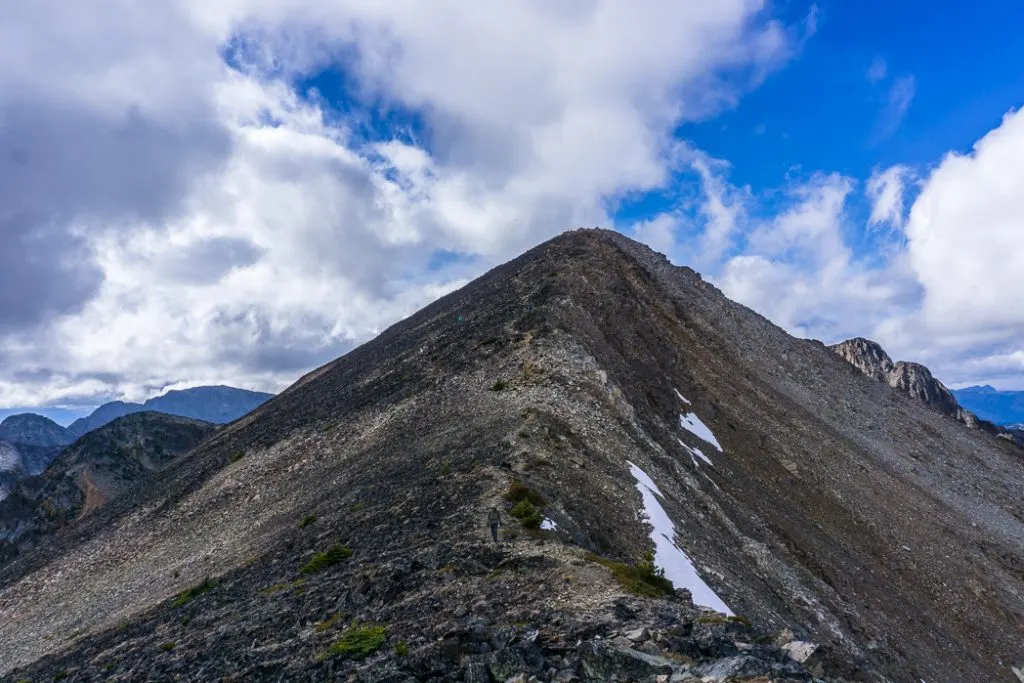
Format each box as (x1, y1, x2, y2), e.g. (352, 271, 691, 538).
(487, 506, 501, 543)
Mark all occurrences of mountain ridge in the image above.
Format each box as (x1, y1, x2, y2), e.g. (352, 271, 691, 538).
(65, 385, 275, 439)
(1, 229, 1021, 682)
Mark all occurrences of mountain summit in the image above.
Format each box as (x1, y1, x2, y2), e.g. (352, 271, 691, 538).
(1, 230, 1021, 682)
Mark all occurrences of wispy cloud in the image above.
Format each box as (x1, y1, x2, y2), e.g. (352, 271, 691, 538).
(873, 75, 916, 142)
(866, 56, 887, 84)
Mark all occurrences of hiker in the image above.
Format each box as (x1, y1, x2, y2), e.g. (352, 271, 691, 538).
(487, 506, 501, 543)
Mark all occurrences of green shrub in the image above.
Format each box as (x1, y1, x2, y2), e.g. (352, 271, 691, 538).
(440, 460, 452, 476)
(299, 514, 317, 529)
(160, 641, 176, 652)
(510, 499, 543, 529)
(727, 615, 753, 627)
(53, 672, 69, 682)
(394, 640, 409, 656)
(301, 543, 353, 574)
(230, 450, 245, 462)
(588, 552, 674, 598)
(490, 380, 508, 392)
(503, 480, 544, 506)
(172, 578, 215, 607)
(318, 623, 387, 661)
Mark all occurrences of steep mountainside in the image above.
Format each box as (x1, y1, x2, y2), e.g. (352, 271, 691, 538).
(828, 338, 989, 430)
(65, 386, 274, 439)
(0, 230, 1021, 683)
(0, 412, 216, 564)
(953, 385, 1024, 426)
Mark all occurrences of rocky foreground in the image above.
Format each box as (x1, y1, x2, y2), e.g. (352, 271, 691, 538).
(3, 531, 837, 682)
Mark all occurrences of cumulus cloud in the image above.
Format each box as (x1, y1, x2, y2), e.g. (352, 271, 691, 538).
(713, 172, 920, 342)
(904, 108, 1024, 351)
(0, 0, 808, 411)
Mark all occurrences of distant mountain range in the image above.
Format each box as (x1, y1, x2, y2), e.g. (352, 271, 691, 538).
(951, 385, 1024, 427)
(0, 412, 217, 563)
(64, 385, 275, 439)
(0, 386, 274, 499)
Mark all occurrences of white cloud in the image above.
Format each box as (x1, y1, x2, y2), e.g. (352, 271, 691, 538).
(0, 0, 807, 410)
(713, 172, 919, 342)
(904, 108, 1024, 340)
(866, 56, 887, 84)
(866, 165, 911, 230)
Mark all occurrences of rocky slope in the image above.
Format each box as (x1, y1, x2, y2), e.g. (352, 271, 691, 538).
(0, 230, 1022, 682)
(65, 386, 274, 439)
(0, 412, 216, 564)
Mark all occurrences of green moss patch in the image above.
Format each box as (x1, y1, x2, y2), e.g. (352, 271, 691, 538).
(171, 578, 216, 608)
(318, 623, 387, 661)
(301, 543, 353, 574)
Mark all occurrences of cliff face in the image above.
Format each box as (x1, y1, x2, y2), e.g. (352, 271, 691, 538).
(828, 338, 984, 429)
(1, 230, 1022, 683)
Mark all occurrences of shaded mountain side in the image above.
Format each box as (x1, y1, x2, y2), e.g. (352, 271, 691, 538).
(0, 442, 64, 502)
(0, 415, 72, 498)
(0, 414, 71, 448)
(0, 412, 217, 564)
(65, 386, 274, 439)
(0, 230, 1022, 682)
(954, 385, 1024, 426)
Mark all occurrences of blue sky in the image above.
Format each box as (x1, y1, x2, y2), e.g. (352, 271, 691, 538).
(1, 1, 1023, 425)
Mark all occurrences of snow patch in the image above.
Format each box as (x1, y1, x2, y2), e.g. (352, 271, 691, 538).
(679, 412, 722, 452)
(541, 518, 558, 531)
(673, 388, 692, 405)
(678, 438, 713, 466)
(627, 461, 733, 615)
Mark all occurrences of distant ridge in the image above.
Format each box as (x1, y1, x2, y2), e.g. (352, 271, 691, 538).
(952, 385, 1024, 426)
(65, 385, 274, 439)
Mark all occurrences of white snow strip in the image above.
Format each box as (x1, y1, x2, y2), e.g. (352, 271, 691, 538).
(678, 438, 713, 466)
(541, 518, 558, 531)
(680, 412, 723, 452)
(627, 461, 733, 615)
(673, 388, 692, 405)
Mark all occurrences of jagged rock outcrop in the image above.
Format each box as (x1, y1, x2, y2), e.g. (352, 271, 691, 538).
(0, 412, 216, 563)
(1, 230, 1021, 683)
(829, 337, 984, 429)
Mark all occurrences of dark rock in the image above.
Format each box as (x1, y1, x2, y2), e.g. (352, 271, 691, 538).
(577, 641, 672, 682)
